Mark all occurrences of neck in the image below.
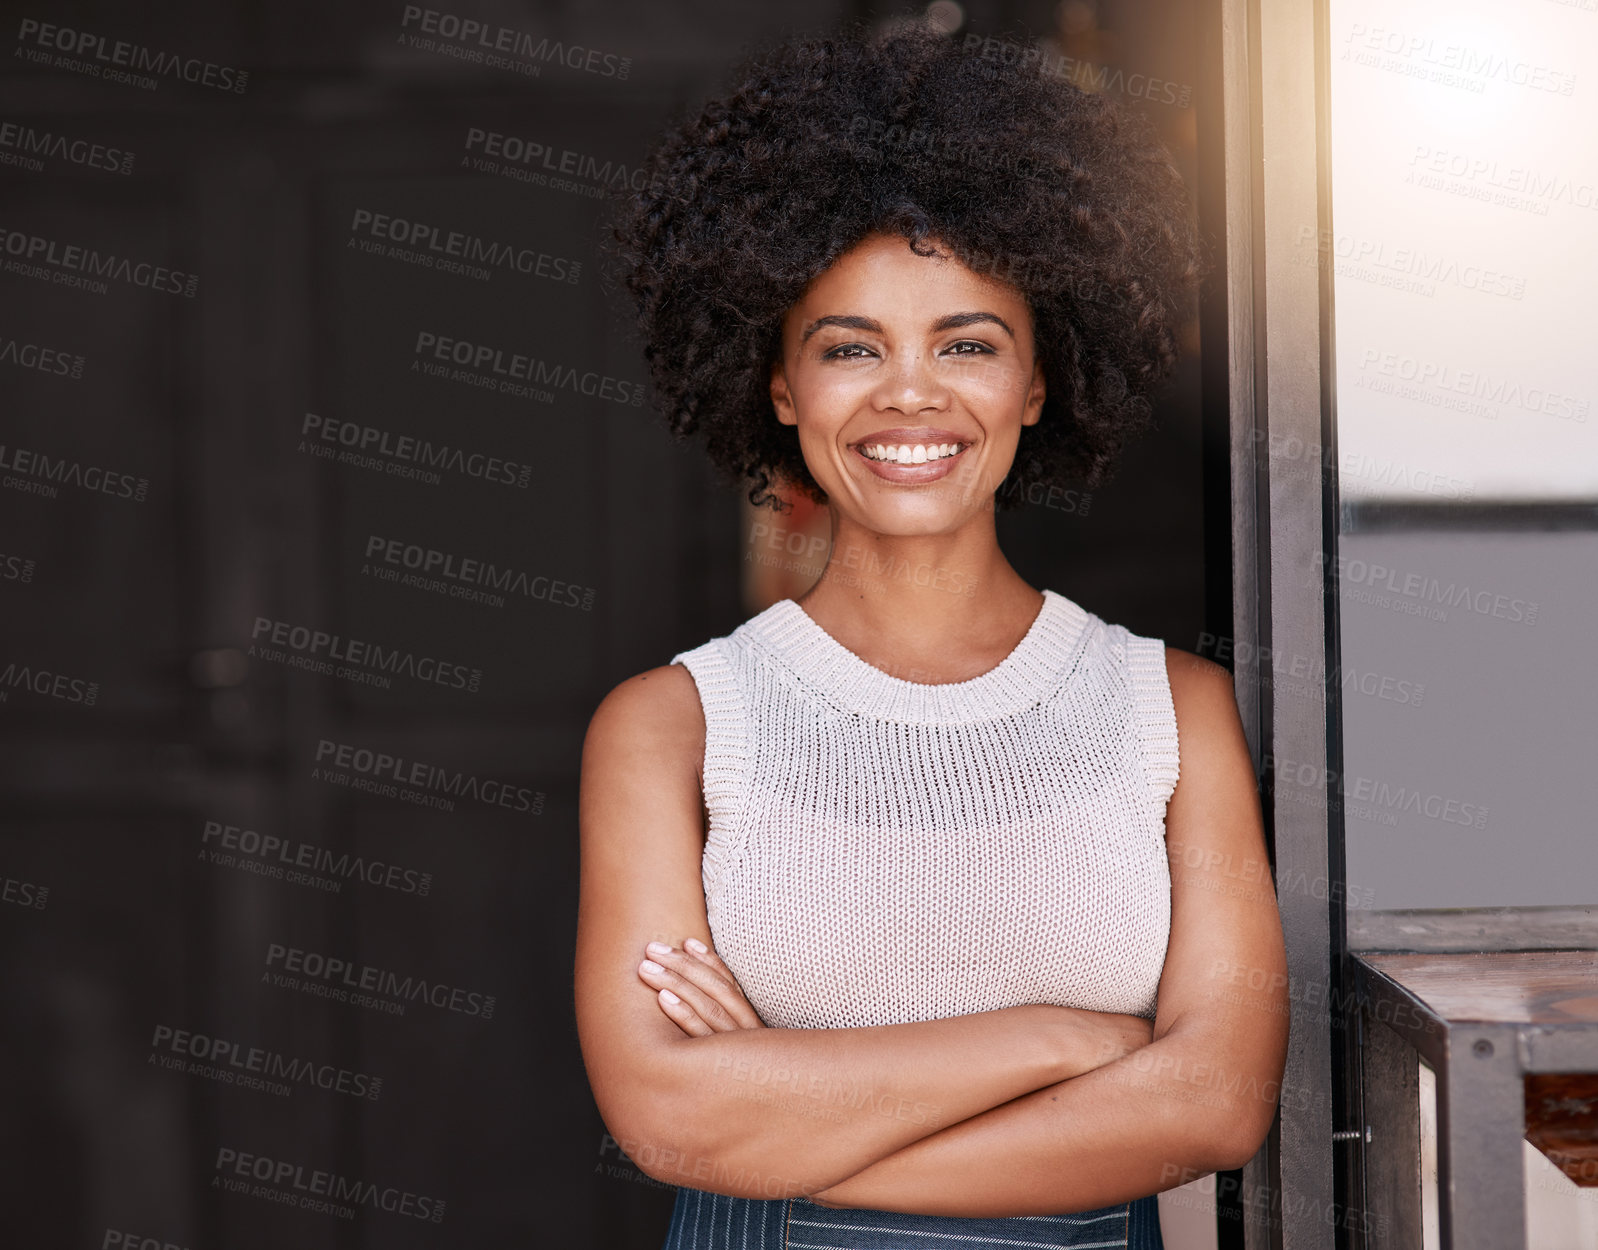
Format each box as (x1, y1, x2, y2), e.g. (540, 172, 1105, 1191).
(793, 507, 1044, 680)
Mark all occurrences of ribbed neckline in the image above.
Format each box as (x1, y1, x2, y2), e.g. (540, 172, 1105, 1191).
(741, 588, 1093, 723)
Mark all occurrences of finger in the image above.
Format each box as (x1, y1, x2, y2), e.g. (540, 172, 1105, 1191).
(681, 938, 766, 1028)
(637, 954, 743, 1032)
(655, 986, 713, 1038)
(639, 950, 745, 1031)
(650, 942, 763, 1030)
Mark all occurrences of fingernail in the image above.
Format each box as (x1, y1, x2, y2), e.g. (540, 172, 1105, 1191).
(646, 942, 671, 955)
(685, 938, 708, 954)
(640, 959, 663, 974)
(660, 989, 680, 1005)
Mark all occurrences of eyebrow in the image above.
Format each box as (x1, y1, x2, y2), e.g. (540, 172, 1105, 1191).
(798, 310, 1015, 345)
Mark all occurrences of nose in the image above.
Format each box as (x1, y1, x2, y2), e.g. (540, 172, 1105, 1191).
(869, 349, 950, 417)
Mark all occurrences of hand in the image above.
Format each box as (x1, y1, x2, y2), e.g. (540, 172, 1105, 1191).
(1082, 1011, 1155, 1068)
(1039, 1005, 1156, 1080)
(637, 937, 767, 1037)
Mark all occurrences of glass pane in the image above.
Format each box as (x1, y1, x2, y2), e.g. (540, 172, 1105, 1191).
(1327, 0, 1598, 915)
(1419, 1059, 1439, 1250)
(1525, 1139, 1598, 1248)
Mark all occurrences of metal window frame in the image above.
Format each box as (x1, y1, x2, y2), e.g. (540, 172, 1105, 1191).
(1201, 0, 1345, 1246)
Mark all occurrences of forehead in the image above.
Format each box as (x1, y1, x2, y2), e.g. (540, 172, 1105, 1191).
(791, 231, 1026, 315)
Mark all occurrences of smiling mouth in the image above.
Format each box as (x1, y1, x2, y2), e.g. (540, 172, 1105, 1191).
(852, 441, 969, 465)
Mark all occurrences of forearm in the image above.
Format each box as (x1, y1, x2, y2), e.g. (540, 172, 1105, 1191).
(808, 1023, 1279, 1217)
(606, 1004, 1136, 1198)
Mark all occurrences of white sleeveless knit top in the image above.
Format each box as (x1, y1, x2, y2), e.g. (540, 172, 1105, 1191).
(669, 589, 1178, 1029)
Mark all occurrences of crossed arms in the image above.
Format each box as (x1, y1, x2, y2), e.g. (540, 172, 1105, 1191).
(572, 649, 1289, 1217)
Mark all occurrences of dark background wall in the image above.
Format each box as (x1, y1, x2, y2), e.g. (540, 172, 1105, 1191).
(0, 2, 1213, 1245)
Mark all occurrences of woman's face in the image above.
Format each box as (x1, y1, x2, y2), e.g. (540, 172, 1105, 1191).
(769, 230, 1045, 535)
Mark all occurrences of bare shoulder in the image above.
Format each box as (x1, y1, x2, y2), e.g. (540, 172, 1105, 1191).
(1160, 645, 1253, 789)
(583, 662, 705, 764)
(1162, 645, 1240, 731)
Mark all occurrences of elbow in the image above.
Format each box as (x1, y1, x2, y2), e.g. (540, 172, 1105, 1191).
(1204, 1122, 1270, 1174)
(597, 1081, 718, 1184)
(599, 1080, 831, 1199)
(605, 1108, 714, 1185)
(1198, 1091, 1278, 1173)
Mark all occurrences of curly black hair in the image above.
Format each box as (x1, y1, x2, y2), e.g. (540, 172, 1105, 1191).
(604, 20, 1205, 512)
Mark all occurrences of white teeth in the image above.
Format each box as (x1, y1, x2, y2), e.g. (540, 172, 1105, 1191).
(860, 442, 965, 463)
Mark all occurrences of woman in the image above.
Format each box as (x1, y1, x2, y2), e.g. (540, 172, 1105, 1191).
(575, 22, 1288, 1250)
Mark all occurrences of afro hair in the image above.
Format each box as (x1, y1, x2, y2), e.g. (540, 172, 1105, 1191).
(605, 20, 1205, 512)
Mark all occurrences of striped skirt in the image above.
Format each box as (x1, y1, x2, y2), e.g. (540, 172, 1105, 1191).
(661, 1187, 1165, 1249)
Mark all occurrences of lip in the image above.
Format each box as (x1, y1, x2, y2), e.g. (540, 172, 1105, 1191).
(850, 426, 968, 448)
(847, 426, 975, 485)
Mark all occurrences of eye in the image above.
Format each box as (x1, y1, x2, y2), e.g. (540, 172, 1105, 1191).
(821, 343, 876, 360)
(944, 340, 994, 357)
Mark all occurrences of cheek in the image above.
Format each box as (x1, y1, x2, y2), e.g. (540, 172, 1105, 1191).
(790, 373, 868, 436)
(955, 367, 1032, 410)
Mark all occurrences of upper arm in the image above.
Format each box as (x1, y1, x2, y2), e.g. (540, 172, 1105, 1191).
(574, 662, 714, 1140)
(1150, 647, 1289, 1150)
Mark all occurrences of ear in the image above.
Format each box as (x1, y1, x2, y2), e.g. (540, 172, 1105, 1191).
(770, 361, 797, 427)
(1020, 358, 1046, 427)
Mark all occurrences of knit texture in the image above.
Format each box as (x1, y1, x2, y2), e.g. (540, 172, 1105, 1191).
(669, 589, 1179, 1028)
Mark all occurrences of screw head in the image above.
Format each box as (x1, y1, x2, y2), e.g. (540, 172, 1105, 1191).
(1473, 1038, 1494, 1059)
